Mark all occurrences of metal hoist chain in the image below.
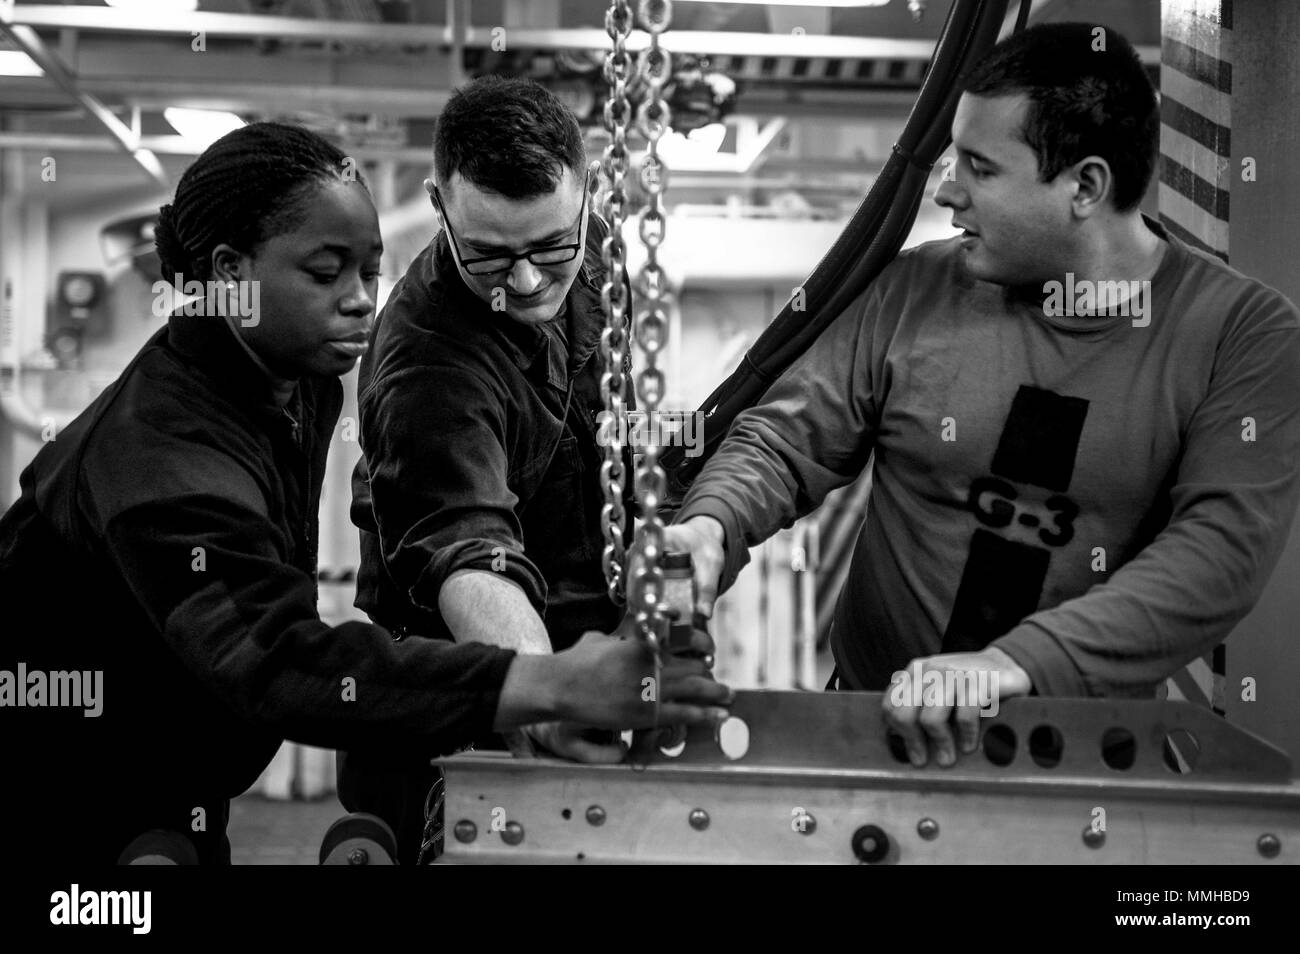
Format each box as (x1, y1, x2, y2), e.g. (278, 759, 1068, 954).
(599, 1, 675, 728)
(597, 0, 634, 607)
(631, 0, 673, 657)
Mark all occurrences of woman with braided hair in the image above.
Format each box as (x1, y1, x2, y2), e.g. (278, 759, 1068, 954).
(0, 122, 729, 864)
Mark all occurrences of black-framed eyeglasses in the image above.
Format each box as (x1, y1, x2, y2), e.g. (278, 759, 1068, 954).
(431, 170, 590, 276)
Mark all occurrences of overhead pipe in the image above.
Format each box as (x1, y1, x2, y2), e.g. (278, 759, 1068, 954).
(0, 11, 168, 189)
(8, 6, 1026, 60)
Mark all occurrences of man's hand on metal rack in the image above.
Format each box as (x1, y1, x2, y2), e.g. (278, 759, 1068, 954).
(551, 622, 732, 733)
(522, 721, 628, 763)
(881, 647, 1033, 768)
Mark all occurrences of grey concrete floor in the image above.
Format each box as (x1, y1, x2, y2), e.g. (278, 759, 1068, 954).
(228, 793, 346, 865)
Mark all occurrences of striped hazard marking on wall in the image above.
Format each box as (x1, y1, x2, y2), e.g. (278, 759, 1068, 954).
(1158, 0, 1232, 715)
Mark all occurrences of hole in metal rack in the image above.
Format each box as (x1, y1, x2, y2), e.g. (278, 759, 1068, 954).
(657, 724, 687, 758)
(1162, 728, 1200, 774)
(1028, 724, 1064, 768)
(982, 724, 1017, 766)
(659, 739, 686, 758)
(1101, 727, 1137, 771)
(717, 716, 750, 760)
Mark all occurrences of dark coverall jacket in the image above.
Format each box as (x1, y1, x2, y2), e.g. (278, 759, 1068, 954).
(0, 312, 515, 864)
(342, 214, 634, 861)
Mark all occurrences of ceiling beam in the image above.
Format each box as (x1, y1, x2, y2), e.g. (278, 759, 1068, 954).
(0, 131, 898, 178)
(8, 6, 450, 45)
(0, 131, 437, 162)
(0, 77, 452, 114)
(6, 6, 1159, 62)
(0, 14, 168, 188)
(739, 117, 788, 174)
(8, 7, 942, 58)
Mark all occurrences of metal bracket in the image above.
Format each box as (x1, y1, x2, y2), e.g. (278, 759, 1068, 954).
(633, 690, 1293, 782)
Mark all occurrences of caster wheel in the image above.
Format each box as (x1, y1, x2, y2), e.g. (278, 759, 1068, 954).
(117, 830, 199, 865)
(319, 812, 398, 865)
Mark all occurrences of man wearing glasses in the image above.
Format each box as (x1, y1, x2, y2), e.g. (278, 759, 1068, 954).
(341, 76, 638, 862)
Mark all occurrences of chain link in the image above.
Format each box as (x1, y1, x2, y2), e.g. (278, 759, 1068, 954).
(597, 0, 634, 606)
(600, 2, 676, 721)
(631, 0, 673, 655)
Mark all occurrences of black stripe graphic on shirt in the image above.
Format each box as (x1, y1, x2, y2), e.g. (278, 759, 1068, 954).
(942, 385, 1089, 653)
(989, 386, 1089, 492)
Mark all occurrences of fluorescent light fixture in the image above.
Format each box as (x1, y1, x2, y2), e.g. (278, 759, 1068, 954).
(657, 123, 728, 158)
(655, 123, 732, 172)
(674, 1, 889, 7)
(687, 122, 728, 153)
(164, 108, 246, 148)
(105, 0, 200, 11)
(0, 51, 43, 77)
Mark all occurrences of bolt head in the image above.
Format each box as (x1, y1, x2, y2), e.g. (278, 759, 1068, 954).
(347, 848, 368, 865)
(1082, 826, 1106, 849)
(501, 821, 525, 846)
(586, 805, 607, 826)
(689, 809, 710, 831)
(1258, 833, 1281, 859)
(453, 820, 477, 844)
(917, 818, 939, 841)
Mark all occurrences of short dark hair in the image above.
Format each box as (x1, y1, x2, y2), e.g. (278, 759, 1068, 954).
(155, 121, 362, 283)
(434, 76, 585, 199)
(961, 22, 1159, 212)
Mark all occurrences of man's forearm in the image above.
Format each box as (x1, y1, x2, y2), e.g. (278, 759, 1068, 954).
(439, 569, 552, 654)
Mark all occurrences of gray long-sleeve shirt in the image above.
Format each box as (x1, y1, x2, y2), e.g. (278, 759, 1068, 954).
(676, 220, 1300, 696)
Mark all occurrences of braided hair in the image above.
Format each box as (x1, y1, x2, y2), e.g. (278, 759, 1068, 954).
(155, 122, 366, 284)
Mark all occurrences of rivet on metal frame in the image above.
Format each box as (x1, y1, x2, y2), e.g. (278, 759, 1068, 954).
(1257, 833, 1281, 859)
(501, 821, 525, 846)
(689, 809, 710, 831)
